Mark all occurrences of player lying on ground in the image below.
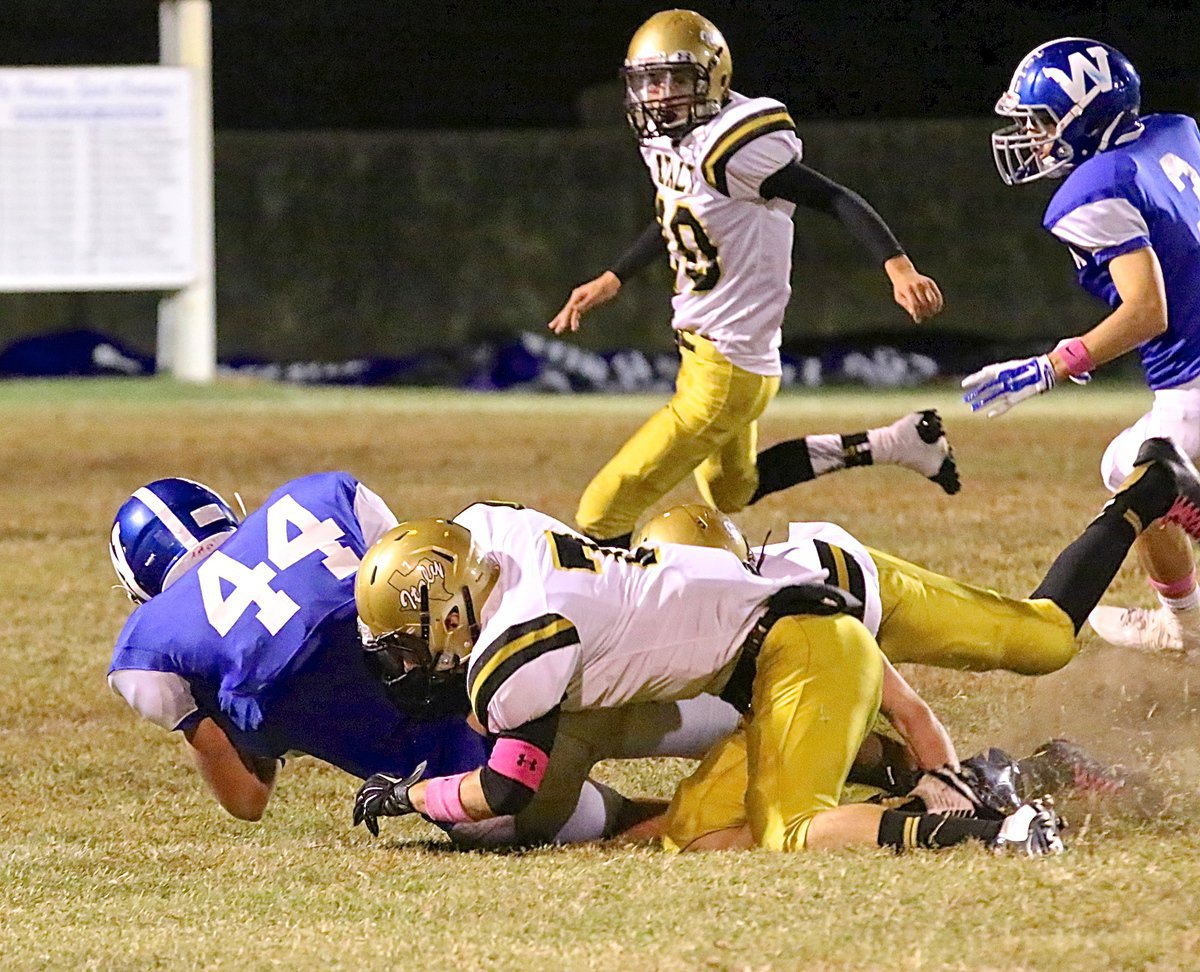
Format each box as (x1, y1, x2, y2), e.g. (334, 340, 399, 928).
(352, 438, 1200, 854)
(966, 38, 1200, 656)
(548, 9, 951, 548)
(106, 473, 735, 840)
(627, 473, 1177, 850)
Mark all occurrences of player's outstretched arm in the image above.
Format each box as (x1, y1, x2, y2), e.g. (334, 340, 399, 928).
(183, 717, 277, 821)
(548, 271, 622, 334)
(1052, 246, 1168, 372)
(760, 160, 944, 322)
(548, 220, 666, 334)
(878, 654, 958, 774)
(964, 247, 1167, 417)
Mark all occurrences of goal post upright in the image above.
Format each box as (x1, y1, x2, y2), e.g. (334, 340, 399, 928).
(158, 0, 215, 383)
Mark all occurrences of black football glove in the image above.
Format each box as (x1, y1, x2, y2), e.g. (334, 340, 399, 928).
(352, 761, 427, 837)
(766, 583, 864, 618)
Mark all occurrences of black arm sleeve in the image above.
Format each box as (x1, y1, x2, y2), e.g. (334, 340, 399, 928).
(608, 220, 668, 283)
(479, 708, 561, 817)
(759, 160, 905, 266)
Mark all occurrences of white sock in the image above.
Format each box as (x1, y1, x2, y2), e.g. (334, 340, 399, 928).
(1159, 589, 1200, 613)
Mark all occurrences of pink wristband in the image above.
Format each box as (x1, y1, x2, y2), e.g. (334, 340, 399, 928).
(422, 772, 472, 824)
(490, 738, 550, 791)
(1056, 338, 1096, 377)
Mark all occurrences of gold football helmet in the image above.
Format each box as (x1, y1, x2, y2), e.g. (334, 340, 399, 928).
(622, 9, 733, 141)
(634, 503, 750, 562)
(356, 519, 498, 714)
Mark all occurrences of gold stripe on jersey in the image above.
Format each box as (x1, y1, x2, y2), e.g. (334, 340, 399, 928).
(812, 540, 866, 620)
(468, 613, 580, 725)
(701, 107, 796, 196)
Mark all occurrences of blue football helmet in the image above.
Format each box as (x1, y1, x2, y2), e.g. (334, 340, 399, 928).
(993, 38, 1142, 185)
(109, 477, 239, 603)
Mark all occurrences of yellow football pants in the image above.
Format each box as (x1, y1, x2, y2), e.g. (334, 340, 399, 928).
(576, 333, 780, 539)
(663, 613, 883, 852)
(869, 548, 1077, 675)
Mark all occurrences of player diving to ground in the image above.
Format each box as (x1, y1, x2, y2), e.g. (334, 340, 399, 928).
(352, 436, 1200, 854)
(548, 9, 954, 547)
(965, 38, 1200, 656)
(631, 447, 1195, 850)
(106, 474, 738, 843)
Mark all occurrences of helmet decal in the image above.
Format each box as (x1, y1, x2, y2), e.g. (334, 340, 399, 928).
(1042, 45, 1113, 105)
(992, 38, 1141, 185)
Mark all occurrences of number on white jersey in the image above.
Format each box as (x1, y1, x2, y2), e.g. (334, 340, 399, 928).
(656, 195, 722, 292)
(546, 532, 658, 573)
(198, 494, 360, 635)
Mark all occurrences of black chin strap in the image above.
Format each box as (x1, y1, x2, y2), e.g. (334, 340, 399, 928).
(463, 587, 480, 643)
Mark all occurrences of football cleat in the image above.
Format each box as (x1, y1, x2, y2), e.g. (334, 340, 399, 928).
(990, 799, 1065, 856)
(1019, 739, 1126, 798)
(1133, 437, 1200, 540)
(1088, 604, 1200, 655)
(869, 409, 961, 494)
(958, 747, 1024, 819)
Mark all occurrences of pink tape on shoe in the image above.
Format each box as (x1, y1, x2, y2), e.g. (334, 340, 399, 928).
(1165, 497, 1200, 540)
(489, 738, 550, 791)
(1056, 338, 1096, 377)
(1148, 570, 1197, 598)
(422, 772, 472, 824)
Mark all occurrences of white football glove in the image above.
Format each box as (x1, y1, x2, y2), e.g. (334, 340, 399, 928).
(961, 354, 1056, 417)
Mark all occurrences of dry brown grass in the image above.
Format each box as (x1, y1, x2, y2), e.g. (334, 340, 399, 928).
(1, 379, 1198, 971)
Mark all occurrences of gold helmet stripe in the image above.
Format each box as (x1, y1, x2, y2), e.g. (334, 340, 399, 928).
(467, 613, 579, 725)
(701, 108, 795, 195)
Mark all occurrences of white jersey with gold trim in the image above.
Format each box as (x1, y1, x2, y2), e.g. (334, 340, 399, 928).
(755, 522, 882, 637)
(454, 503, 821, 734)
(639, 91, 804, 377)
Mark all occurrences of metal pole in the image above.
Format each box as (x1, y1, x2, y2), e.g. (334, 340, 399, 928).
(158, 0, 215, 382)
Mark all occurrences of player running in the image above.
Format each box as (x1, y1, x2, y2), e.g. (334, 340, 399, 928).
(964, 38, 1200, 656)
(548, 9, 953, 548)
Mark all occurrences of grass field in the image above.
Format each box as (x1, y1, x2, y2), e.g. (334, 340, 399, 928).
(2, 378, 1199, 971)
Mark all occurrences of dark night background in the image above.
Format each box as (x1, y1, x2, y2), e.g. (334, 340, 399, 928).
(1, 0, 1197, 129)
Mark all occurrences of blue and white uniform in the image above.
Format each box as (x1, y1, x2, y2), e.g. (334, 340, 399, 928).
(1043, 114, 1200, 488)
(108, 472, 486, 780)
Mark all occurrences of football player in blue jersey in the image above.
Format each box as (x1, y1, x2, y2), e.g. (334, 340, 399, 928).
(107, 475, 738, 841)
(964, 38, 1200, 655)
(108, 474, 488, 821)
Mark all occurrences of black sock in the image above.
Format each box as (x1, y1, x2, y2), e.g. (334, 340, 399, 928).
(877, 809, 1002, 851)
(748, 439, 817, 504)
(1029, 463, 1174, 632)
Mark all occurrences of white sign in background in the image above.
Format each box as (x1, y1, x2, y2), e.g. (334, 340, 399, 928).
(0, 66, 194, 292)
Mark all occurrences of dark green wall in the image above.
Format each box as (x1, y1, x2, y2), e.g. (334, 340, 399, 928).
(0, 119, 1102, 362)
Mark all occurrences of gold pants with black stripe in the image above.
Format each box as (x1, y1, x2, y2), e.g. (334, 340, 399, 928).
(869, 548, 1077, 675)
(575, 332, 780, 539)
(663, 613, 882, 852)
